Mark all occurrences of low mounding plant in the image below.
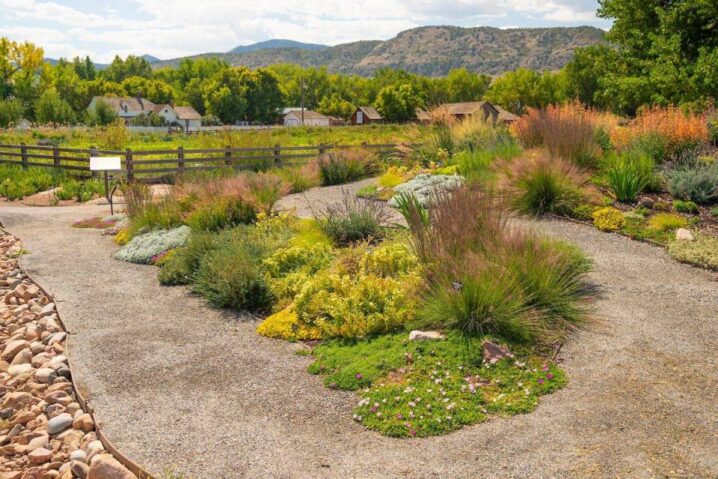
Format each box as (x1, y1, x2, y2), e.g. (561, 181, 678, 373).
(157, 231, 217, 285)
(114, 226, 191, 264)
(592, 207, 625, 232)
(496, 150, 597, 216)
(317, 148, 378, 186)
(511, 102, 609, 168)
(185, 196, 256, 232)
(320, 191, 388, 246)
(605, 150, 656, 202)
(192, 224, 288, 312)
(665, 162, 718, 204)
(647, 213, 687, 232)
(668, 235, 718, 271)
(403, 186, 593, 343)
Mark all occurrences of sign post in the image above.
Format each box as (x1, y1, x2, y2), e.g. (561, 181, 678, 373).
(90, 157, 122, 215)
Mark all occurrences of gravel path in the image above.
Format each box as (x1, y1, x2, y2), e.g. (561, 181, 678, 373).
(1, 195, 717, 478)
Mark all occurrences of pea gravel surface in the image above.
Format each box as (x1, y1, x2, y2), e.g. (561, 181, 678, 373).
(1, 191, 717, 478)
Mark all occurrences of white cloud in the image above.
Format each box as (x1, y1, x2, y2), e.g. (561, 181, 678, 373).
(0, 0, 607, 62)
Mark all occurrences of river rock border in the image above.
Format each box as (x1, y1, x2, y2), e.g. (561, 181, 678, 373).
(0, 229, 154, 479)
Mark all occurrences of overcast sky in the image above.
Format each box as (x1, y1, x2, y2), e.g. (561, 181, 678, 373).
(0, 0, 610, 63)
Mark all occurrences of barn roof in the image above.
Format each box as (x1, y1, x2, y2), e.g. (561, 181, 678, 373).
(356, 106, 383, 120)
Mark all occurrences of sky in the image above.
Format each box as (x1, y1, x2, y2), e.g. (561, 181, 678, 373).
(0, 0, 611, 63)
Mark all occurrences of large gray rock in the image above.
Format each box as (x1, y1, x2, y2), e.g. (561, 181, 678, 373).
(47, 412, 73, 434)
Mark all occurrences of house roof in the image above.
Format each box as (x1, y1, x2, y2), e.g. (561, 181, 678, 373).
(494, 105, 519, 123)
(442, 101, 491, 116)
(415, 108, 431, 121)
(174, 106, 202, 120)
(356, 106, 383, 121)
(91, 96, 156, 114)
(284, 110, 328, 121)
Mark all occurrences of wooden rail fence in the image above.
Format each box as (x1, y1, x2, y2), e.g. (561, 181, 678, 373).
(0, 142, 403, 181)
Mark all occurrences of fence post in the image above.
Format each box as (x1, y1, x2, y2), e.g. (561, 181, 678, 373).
(178, 146, 185, 174)
(20, 143, 28, 169)
(125, 149, 134, 182)
(53, 145, 60, 168)
(224, 145, 232, 167)
(318, 144, 326, 156)
(273, 143, 281, 166)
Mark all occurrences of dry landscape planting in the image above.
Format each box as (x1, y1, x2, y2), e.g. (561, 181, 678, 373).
(1, 0, 718, 477)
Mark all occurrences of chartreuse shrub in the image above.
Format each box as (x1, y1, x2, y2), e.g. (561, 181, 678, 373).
(309, 332, 566, 437)
(668, 235, 718, 270)
(647, 213, 687, 232)
(592, 207, 625, 232)
(256, 306, 323, 341)
(263, 243, 335, 307)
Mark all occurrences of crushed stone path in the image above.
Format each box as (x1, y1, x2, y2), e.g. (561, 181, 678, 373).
(0, 195, 717, 478)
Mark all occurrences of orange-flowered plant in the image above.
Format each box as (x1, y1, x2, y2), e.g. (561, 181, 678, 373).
(610, 106, 709, 156)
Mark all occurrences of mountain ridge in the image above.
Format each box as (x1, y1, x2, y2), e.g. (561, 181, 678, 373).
(152, 25, 605, 76)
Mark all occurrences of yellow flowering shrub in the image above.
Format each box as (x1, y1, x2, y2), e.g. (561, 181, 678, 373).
(647, 213, 687, 232)
(294, 272, 421, 339)
(592, 207, 625, 232)
(114, 228, 132, 245)
(264, 243, 335, 306)
(257, 306, 323, 341)
(360, 243, 419, 278)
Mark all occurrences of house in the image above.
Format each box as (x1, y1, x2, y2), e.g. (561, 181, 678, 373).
(440, 101, 500, 123)
(152, 104, 203, 132)
(494, 105, 519, 125)
(351, 106, 383, 125)
(282, 110, 330, 127)
(88, 96, 157, 123)
(415, 108, 431, 124)
(88, 96, 202, 131)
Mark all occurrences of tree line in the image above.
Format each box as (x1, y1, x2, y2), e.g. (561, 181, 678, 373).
(1, 0, 716, 127)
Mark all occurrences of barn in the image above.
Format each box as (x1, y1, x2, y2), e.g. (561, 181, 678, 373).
(350, 106, 383, 125)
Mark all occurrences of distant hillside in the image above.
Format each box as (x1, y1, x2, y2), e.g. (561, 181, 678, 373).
(153, 26, 605, 76)
(228, 39, 328, 54)
(141, 54, 161, 63)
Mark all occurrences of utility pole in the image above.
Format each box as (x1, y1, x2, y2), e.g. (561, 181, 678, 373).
(301, 78, 305, 126)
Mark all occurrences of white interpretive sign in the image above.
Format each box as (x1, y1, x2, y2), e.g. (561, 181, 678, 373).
(90, 156, 122, 171)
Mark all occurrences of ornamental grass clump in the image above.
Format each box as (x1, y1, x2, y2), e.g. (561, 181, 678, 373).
(404, 185, 593, 344)
(320, 191, 388, 246)
(273, 161, 320, 193)
(317, 148, 378, 186)
(511, 102, 608, 168)
(496, 150, 598, 216)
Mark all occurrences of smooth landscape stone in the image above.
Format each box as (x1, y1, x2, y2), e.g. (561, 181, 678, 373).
(675, 228, 695, 241)
(87, 455, 137, 479)
(409, 330, 446, 341)
(1, 340, 29, 361)
(28, 447, 53, 464)
(47, 413, 73, 435)
(8, 363, 34, 376)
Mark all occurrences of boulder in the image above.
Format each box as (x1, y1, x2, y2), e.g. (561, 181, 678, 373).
(408, 330, 446, 341)
(482, 341, 514, 364)
(87, 455, 137, 479)
(675, 228, 695, 241)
